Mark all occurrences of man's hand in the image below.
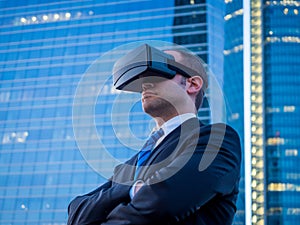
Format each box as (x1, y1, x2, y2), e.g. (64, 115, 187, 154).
(131, 180, 145, 197)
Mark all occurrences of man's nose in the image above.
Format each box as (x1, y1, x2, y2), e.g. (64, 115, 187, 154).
(142, 82, 154, 91)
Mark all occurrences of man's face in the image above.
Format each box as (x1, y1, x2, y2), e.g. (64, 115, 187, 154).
(140, 50, 195, 119)
(141, 74, 188, 118)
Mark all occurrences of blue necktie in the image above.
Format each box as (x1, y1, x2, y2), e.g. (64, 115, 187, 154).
(135, 128, 164, 179)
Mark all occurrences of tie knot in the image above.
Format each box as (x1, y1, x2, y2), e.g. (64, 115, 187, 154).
(140, 128, 164, 153)
(149, 128, 164, 143)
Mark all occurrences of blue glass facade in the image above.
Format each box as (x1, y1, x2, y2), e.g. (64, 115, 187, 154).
(263, 1, 300, 224)
(0, 1, 245, 224)
(223, 0, 245, 224)
(225, 0, 300, 224)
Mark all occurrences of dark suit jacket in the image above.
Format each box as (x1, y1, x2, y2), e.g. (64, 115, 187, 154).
(67, 118, 241, 225)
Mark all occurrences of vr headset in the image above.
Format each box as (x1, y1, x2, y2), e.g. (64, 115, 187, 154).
(112, 44, 199, 92)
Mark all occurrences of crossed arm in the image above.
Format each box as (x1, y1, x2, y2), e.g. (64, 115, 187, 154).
(67, 124, 241, 225)
(67, 180, 132, 225)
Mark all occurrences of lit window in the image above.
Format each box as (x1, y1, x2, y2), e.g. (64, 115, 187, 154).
(54, 14, 60, 20)
(224, 14, 232, 20)
(282, 36, 300, 43)
(252, 180, 257, 187)
(267, 137, 285, 145)
(223, 44, 243, 55)
(43, 15, 48, 21)
(21, 204, 28, 210)
(266, 107, 280, 113)
(76, 12, 82, 17)
(284, 8, 289, 14)
(287, 208, 300, 215)
(223, 50, 230, 55)
(20, 17, 27, 23)
(252, 215, 257, 223)
(252, 191, 257, 199)
(2, 131, 29, 144)
(65, 12, 71, 19)
(285, 149, 298, 156)
(268, 182, 285, 191)
(230, 113, 239, 120)
(284, 105, 295, 112)
(45, 203, 51, 209)
(268, 207, 282, 215)
(235, 9, 243, 16)
(294, 9, 299, 15)
(31, 16, 37, 22)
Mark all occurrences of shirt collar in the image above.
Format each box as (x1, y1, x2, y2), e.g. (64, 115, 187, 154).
(153, 113, 196, 146)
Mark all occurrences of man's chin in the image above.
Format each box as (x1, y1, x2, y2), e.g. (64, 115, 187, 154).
(142, 97, 177, 116)
(142, 104, 154, 115)
(142, 103, 159, 117)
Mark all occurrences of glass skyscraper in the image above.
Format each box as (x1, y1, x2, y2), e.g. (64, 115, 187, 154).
(225, 0, 300, 224)
(223, 1, 245, 224)
(263, 1, 300, 224)
(243, 0, 300, 224)
(0, 1, 247, 225)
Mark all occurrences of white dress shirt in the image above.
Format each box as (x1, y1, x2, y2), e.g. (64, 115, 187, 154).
(130, 113, 196, 198)
(155, 113, 196, 147)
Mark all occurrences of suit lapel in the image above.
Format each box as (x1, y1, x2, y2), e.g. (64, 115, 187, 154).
(112, 156, 137, 183)
(138, 118, 201, 179)
(146, 127, 181, 165)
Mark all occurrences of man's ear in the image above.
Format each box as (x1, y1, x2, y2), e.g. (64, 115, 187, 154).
(186, 76, 203, 94)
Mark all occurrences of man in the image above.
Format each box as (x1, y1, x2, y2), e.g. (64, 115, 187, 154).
(67, 45, 241, 225)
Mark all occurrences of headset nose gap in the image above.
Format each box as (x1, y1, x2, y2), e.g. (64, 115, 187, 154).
(142, 82, 155, 91)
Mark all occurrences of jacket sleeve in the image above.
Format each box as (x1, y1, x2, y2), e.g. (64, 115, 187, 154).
(67, 174, 132, 225)
(102, 123, 241, 225)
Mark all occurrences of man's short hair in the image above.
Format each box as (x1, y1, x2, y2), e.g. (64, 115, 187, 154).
(167, 49, 208, 110)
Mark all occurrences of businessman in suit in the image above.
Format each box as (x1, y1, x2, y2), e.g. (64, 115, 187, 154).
(67, 47, 241, 225)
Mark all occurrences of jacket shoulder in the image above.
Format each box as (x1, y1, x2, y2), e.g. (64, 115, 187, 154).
(198, 122, 241, 158)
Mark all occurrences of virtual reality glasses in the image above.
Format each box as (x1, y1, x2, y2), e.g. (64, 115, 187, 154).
(112, 44, 200, 92)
